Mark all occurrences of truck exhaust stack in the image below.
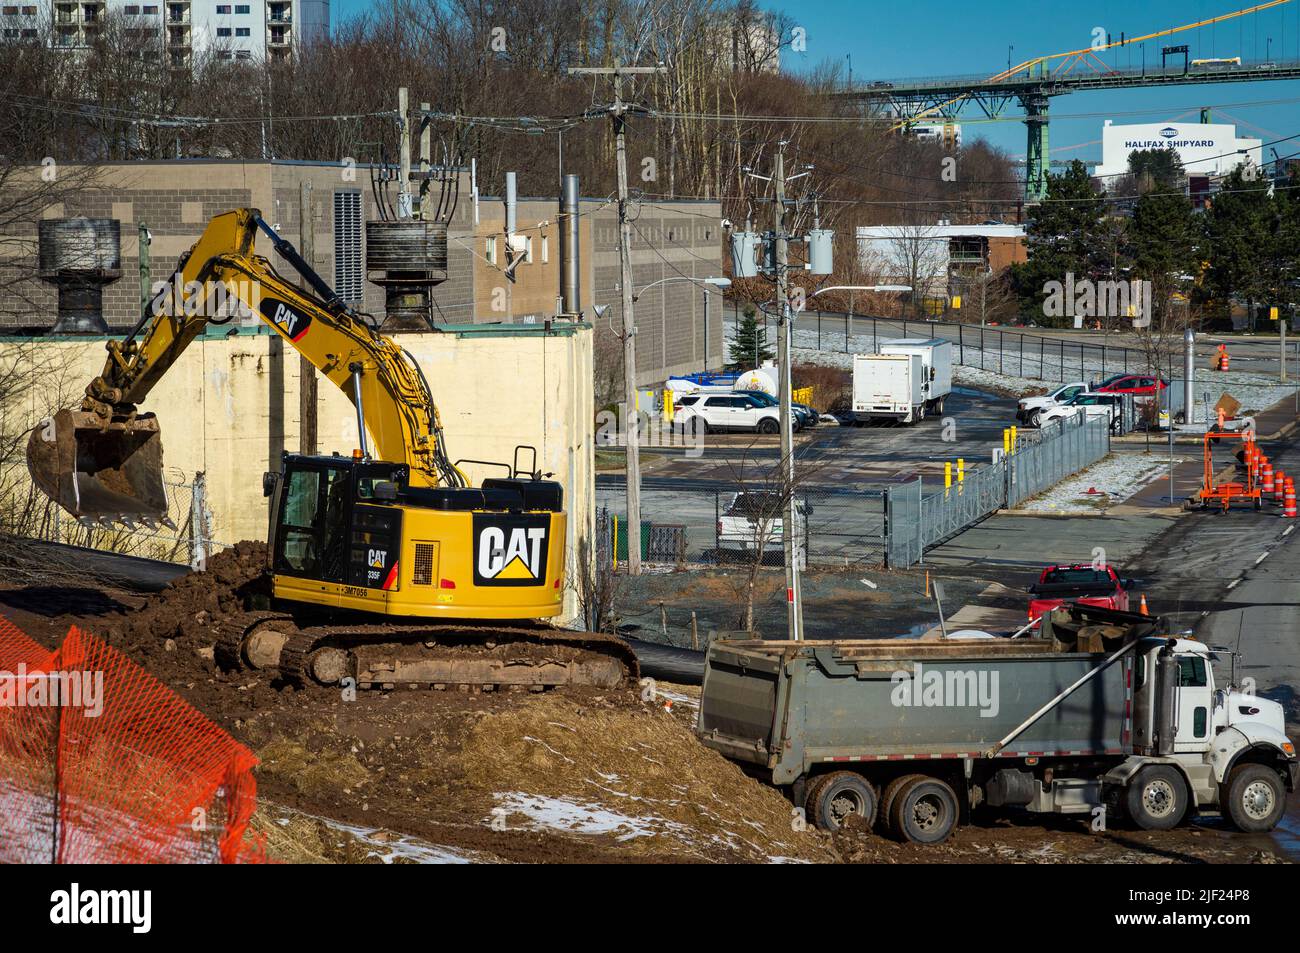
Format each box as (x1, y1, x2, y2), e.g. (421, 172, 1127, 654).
(27, 408, 170, 526)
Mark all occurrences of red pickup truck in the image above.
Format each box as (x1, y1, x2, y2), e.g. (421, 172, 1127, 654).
(1028, 564, 1134, 620)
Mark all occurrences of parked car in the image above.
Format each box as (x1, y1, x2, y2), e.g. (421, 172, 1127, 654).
(1091, 373, 1167, 397)
(1016, 381, 1088, 426)
(1036, 392, 1125, 433)
(1027, 563, 1134, 621)
(737, 390, 817, 429)
(674, 393, 781, 434)
(716, 491, 811, 560)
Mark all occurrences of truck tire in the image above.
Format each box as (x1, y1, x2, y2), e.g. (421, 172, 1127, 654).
(888, 776, 959, 845)
(1125, 765, 1188, 831)
(1224, 763, 1286, 833)
(1028, 409, 1041, 428)
(879, 773, 924, 833)
(759, 417, 779, 434)
(806, 771, 878, 832)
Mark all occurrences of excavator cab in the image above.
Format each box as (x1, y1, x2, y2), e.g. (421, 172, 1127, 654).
(265, 453, 569, 621)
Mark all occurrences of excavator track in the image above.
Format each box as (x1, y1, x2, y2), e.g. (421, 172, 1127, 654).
(227, 617, 639, 692)
(212, 611, 295, 672)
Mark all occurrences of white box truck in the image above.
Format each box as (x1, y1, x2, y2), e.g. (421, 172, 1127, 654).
(851, 353, 926, 424)
(880, 338, 952, 416)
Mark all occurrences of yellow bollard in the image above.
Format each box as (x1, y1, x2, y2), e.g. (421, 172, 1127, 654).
(1002, 429, 1011, 455)
(1010, 425, 1018, 454)
(944, 461, 952, 498)
(612, 515, 619, 571)
(957, 458, 965, 494)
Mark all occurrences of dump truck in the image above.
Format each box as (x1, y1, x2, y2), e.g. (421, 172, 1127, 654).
(697, 604, 1296, 843)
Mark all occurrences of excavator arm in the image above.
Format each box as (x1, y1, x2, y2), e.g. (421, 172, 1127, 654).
(29, 208, 465, 524)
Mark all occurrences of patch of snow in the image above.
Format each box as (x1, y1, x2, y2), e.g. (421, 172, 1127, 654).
(1016, 453, 1181, 514)
(490, 791, 688, 842)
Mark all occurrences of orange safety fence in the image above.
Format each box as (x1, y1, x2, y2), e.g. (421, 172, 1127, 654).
(0, 616, 264, 863)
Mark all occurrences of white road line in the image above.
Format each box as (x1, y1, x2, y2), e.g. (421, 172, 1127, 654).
(1255, 552, 1269, 565)
(1227, 578, 1242, 590)
(1285, 525, 1296, 538)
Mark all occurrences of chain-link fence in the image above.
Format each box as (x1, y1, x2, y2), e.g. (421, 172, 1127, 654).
(595, 482, 887, 568)
(888, 414, 1111, 567)
(771, 310, 1151, 384)
(15, 468, 224, 568)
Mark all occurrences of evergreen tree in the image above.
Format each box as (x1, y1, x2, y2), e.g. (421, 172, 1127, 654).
(727, 305, 774, 370)
(1126, 188, 1200, 324)
(1016, 160, 1108, 326)
(1202, 168, 1271, 327)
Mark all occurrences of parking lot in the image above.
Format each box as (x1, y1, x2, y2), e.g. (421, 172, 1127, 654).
(597, 385, 1018, 564)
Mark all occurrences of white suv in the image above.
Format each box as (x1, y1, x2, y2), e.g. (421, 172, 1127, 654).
(1016, 381, 1088, 426)
(1037, 392, 1125, 432)
(675, 394, 781, 434)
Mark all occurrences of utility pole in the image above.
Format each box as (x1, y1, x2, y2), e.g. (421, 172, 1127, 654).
(771, 143, 803, 641)
(568, 61, 665, 576)
(397, 86, 412, 219)
(298, 181, 318, 455)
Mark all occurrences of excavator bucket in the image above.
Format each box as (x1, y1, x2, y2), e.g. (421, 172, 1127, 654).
(27, 409, 170, 527)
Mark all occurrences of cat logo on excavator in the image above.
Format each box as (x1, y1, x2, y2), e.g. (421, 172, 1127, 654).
(473, 514, 549, 586)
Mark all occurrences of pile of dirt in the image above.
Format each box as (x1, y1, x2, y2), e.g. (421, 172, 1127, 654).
(240, 687, 836, 863)
(96, 540, 269, 693)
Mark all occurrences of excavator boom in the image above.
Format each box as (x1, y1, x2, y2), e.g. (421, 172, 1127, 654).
(28, 208, 463, 524)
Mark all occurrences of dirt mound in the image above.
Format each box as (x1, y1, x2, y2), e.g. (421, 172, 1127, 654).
(98, 540, 268, 685)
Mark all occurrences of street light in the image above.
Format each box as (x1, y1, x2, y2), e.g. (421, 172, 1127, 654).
(632, 275, 732, 371)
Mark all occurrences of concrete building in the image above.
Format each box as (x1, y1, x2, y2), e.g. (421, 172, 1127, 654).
(1095, 120, 1262, 182)
(2, 1, 328, 64)
(1, 159, 724, 386)
(856, 222, 1026, 297)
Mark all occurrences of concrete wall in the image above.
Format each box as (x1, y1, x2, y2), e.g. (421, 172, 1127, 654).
(2, 322, 595, 621)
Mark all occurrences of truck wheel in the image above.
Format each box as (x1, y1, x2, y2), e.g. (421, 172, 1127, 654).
(1125, 765, 1188, 831)
(889, 776, 959, 845)
(1225, 764, 1286, 833)
(806, 771, 878, 832)
(879, 773, 923, 833)
(759, 417, 779, 434)
(1028, 410, 1041, 428)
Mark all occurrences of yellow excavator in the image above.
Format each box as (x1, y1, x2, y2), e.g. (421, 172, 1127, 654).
(28, 208, 634, 690)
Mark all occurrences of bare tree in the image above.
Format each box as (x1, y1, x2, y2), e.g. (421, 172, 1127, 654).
(719, 442, 821, 633)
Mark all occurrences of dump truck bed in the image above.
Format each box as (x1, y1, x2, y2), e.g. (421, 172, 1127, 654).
(697, 637, 1135, 786)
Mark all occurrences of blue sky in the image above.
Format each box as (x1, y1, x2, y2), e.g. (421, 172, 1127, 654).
(332, 0, 1300, 164)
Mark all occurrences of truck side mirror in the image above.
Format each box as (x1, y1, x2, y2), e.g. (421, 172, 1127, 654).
(262, 472, 277, 498)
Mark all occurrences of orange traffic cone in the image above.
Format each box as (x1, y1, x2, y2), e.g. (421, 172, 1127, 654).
(1276, 470, 1288, 503)
(1263, 461, 1275, 494)
(1285, 479, 1297, 519)
(1139, 594, 1149, 615)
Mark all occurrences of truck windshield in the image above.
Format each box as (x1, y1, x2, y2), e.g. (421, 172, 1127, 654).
(727, 494, 782, 518)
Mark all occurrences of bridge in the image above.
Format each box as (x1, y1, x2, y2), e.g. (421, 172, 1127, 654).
(831, 58, 1300, 202)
